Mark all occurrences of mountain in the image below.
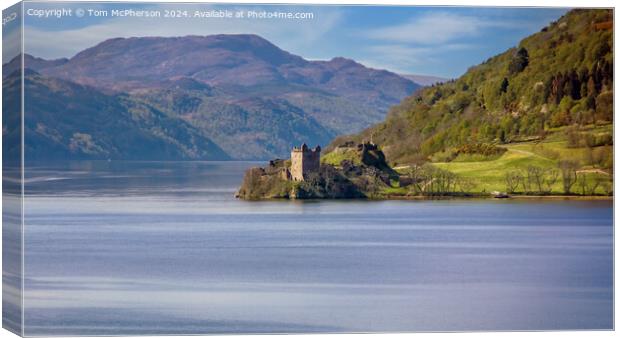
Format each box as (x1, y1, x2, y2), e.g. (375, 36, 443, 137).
(3, 69, 228, 160)
(400, 74, 449, 86)
(135, 86, 334, 160)
(329, 9, 613, 166)
(11, 34, 423, 160)
(39, 35, 418, 104)
(2, 54, 68, 77)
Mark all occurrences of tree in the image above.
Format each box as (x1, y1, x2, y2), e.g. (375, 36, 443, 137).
(543, 169, 559, 194)
(587, 77, 597, 97)
(505, 171, 522, 193)
(413, 164, 461, 196)
(526, 166, 545, 194)
(497, 129, 506, 143)
(576, 173, 600, 195)
(508, 47, 529, 74)
(406, 165, 426, 195)
(558, 160, 579, 194)
(500, 77, 509, 94)
(595, 91, 613, 122)
(458, 177, 476, 194)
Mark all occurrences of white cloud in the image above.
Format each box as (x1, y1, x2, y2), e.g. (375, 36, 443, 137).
(3, 24, 21, 62)
(23, 4, 342, 60)
(361, 43, 474, 76)
(358, 11, 524, 76)
(366, 11, 515, 45)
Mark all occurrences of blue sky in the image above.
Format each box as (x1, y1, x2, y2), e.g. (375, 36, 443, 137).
(19, 2, 569, 78)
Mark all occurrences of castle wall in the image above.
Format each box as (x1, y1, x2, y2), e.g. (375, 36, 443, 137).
(291, 150, 305, 181)
(302, 151, 320, 176)
(290, 146, 320, 181)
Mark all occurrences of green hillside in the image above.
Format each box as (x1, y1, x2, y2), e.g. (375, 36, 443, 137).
(327, 9, 613, 196)
(430, 124, 612, 195)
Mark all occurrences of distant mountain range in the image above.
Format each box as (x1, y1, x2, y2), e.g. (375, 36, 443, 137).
(400, 74, 449, 86)
(3, 34, 434, 160)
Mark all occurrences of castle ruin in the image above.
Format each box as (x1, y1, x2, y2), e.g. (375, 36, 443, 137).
(290, 143, 321, 181)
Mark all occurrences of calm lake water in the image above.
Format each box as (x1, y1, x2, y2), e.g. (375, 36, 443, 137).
(20, 161, 613, 335)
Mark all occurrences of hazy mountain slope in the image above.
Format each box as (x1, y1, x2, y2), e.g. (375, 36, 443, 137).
(329, 9, 613, 166)
(4, 70, 228, 160)
(134, 85, 333, 160)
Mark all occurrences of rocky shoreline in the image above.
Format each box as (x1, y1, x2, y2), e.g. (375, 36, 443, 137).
(236, 143, 398, 200)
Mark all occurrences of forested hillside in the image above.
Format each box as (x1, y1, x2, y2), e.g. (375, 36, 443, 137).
(330, 9, 613, 167)
(2, 70, 229, 161)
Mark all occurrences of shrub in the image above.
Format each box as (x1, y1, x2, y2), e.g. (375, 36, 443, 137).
(430, 149, 457, 162)
(595, 91, 613, 122)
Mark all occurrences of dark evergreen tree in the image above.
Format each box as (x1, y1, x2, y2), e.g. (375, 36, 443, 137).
(500, 77, 509, 93)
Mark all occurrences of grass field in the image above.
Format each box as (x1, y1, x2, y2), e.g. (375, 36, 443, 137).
(428, 124, 612, 195)
(321, 124, 612, 197)
(321, 147, 361, 166)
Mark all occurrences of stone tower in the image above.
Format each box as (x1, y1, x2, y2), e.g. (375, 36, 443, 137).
(290, 143, 321, 181)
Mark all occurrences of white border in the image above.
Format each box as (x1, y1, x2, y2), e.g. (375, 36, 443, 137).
(0, 1, 617, 338)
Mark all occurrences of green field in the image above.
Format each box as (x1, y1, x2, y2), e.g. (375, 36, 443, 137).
(427, 125, 612, 195)
(321, 147, 362, 167)
(321, 125, 612, 197)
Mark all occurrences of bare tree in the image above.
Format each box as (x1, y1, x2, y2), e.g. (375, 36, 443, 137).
(559, 160, 579, 194)
(578, 174, 606, 196)
(575, 173, 601, 196)
(526, 166, 545, 194)
(407, 165, 426, 195)
(543, 169, 559, 194)
(588, 175, 602, 195)
(458, 177, 476, 194)
(505, 170, 522, 193)
(521, 170, 531, 193)
(434, 169, 458, 195)
(576, 173, 588, 195)
(423, 165, 436, 195)
(412, 164, 461, 196)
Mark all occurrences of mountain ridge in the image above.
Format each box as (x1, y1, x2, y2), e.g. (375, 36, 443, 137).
(34, 34, 419, 97)
(3, 34, 431, 160)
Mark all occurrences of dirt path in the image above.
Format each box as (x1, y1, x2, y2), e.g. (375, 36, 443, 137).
(577, 168, 611, 176)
